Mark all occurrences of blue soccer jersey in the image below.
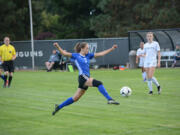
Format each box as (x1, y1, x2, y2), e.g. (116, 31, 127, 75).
(71, 53, 94, 77)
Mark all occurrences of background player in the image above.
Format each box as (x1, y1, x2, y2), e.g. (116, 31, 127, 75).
(136, 42, 146, 82)
(52, 42, 119, 116)
(45, 50, 61, 72)
(144, 32, 161, 94)
(171, 45, 180, 68)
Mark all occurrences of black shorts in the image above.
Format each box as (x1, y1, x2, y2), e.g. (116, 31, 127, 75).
(78, 74, 89, 90)
(2, 60, 14, 72)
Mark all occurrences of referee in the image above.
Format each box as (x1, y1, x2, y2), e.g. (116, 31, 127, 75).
(0, 37, 16, 88)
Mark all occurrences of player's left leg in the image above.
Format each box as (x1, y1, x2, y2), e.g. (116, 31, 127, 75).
(3, 71, 9, 88)
(150, 67, 161, 94)
(8, 72, 13, 87)
(7, 61, 15, 88)
(85, 78, 119, 105)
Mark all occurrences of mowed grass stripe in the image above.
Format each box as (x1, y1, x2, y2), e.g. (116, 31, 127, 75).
(0, 68, 180, 135)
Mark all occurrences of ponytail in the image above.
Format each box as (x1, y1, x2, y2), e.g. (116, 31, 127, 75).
(74, 42, 87, 53)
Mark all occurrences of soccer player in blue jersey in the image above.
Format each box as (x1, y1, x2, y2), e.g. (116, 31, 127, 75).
(52, 42, 119, 116)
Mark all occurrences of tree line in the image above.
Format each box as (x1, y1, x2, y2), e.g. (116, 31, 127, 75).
(0, 0, 180, 41)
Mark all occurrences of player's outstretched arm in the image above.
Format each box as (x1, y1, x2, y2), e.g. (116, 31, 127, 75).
(53, 42, 72, 57)
(94, 44, 117, 58)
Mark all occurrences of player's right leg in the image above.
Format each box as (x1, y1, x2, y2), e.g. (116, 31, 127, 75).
(142, 67, 146, 82)
(52, 88, 86, 116)
(146, 68, 153, 94)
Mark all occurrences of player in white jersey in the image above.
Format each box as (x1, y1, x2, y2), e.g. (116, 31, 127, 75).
(144, 32, 161, 94)
(136, 42, 146, 81)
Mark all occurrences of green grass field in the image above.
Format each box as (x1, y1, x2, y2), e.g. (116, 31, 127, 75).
(0, 68, 180, 135)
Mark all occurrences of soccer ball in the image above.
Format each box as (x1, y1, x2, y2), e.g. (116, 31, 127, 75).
(120, 86, 132, 97)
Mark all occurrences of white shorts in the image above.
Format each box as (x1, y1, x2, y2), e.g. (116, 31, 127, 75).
(144, 61, 157, 68)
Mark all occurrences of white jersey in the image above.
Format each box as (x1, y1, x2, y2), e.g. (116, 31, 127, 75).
(144, 41, 160, 67)
(136, 48, 145, 67)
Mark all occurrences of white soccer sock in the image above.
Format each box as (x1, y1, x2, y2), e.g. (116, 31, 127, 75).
(142, 72, 147, 80)
(147, 79, 153, 91)
(152, 77, 160, 87)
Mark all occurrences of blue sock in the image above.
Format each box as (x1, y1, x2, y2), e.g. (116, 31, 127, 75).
(0, 75, 5, 81)
(58, 97, 74, 110)
(98, 85, 112, 101)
